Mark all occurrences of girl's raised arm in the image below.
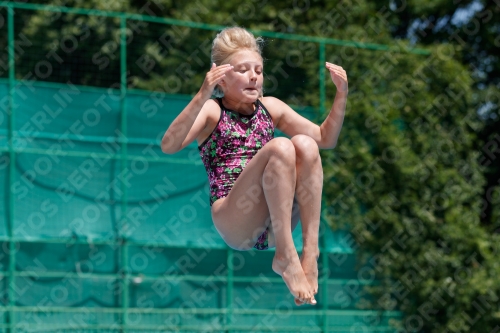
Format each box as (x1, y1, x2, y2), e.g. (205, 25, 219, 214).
(271, 62, 347, 149)
(161, 63, 233, 154)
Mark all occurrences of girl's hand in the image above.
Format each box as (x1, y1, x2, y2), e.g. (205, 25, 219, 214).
(200, 63, 234, 99)
(326, 62, 348, 93)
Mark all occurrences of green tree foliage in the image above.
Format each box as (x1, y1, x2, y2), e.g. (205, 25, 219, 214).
(7, 0, 500, 332)
(385, 0, 500, 234)
(323, 44, 499, 332)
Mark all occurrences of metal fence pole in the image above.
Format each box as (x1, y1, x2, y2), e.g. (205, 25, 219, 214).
(7, 4, 17, 333)
(321, 215, 329, 333)
(120, 15, 129, 333)
(319, 42, 326, 114)
(319, 43, 328, 332)
(227, 247, 234, 332)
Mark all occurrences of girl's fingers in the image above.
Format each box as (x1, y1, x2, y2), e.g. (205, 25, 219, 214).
(326, 61, 341, 67)
(327, 68, 344, 74)
(329, 70, 345, 77)
(206, 64, 233, 82)
(212, 64, 233, 71)
(211, 65, 233, 75)
(326, 65, 345, 72)
(326, 62, 345, 71)
(209, 66, 232, 78)
(216, 73, 227, 81)
(211, 67, 232, 79)
(328, 68, 347, 77)
(210, 70, 231, 84)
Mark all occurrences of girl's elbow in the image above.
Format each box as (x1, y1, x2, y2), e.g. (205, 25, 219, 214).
(319, 141, 337, 150)
(160, 144, 170, 154)
(326, 138, 338, 149)
(160, 140, 178, 154)
(160, 132, 180, 154)
(161, 145, 171, 154)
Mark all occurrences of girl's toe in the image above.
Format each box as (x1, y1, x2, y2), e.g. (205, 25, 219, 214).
(294, 298, 304, 306)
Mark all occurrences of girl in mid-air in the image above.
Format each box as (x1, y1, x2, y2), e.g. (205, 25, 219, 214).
(161, 27, 347, 305)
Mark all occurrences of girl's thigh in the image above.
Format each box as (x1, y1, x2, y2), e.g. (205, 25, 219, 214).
(210, 137, 295, 250)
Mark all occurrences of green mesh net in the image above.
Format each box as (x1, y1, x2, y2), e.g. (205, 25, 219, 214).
(0, 79, 401, 332)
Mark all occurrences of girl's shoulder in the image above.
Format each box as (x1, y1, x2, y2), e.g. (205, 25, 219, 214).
(260, 96, 286, 110)
(202, 98, 223, 124)
(260, 96, 285, 125)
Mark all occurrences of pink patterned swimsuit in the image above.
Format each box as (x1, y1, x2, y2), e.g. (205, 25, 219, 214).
(198, 98, 274, 250)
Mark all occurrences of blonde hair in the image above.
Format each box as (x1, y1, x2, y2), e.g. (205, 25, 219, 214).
(211, 27, 264, 98)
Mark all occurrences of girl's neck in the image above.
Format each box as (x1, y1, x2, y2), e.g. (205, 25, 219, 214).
(221, 96, 256, 115)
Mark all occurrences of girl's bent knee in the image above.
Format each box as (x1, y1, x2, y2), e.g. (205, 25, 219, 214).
(291, 135, 321, 162)
(268, 137, 295, 162)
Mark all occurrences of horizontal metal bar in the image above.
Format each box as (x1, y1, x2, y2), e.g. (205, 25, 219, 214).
(0, 146, 198, 164)
(0, 324, 397, 332)
(0, 323, 396, 333)
(0, 271, 374, 285)
(14, 130, 153, 145)
(0, 236, 218, 247)
(0, 305, 401, 317)
(0, 1, 430, 55)
(0, 77, 196, 101)
(0, 237, 354, 254)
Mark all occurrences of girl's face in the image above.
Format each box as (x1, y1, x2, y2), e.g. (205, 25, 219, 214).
(220, 50, 263, 103)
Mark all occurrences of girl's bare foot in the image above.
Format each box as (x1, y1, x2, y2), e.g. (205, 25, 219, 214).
(294, 251, 319, 306)
(272, 252, 317, 305)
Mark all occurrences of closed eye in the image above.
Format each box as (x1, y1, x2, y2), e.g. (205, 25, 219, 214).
(235, 69, 263, 75)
